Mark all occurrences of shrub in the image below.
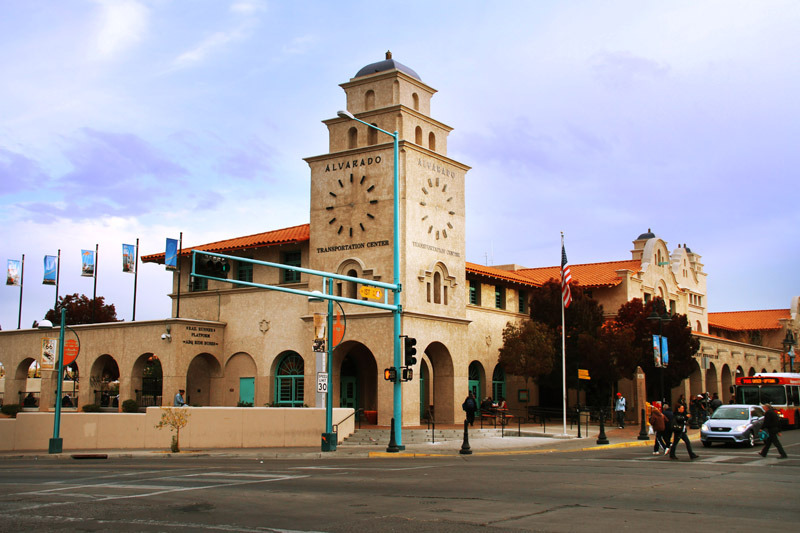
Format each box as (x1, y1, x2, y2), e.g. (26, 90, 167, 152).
(237, 401, 253, 407)
(81, 404, 101, 412)
(1, 404, 22, 418)
(121, 399, 139, 413)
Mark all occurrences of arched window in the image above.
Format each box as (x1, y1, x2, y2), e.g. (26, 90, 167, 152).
(696, 320, 702, 332)
(433, 272, 441, 304)
(415, 126, 422, 145)
(412, 92, 419, 110)
(428, 132, 436, 151)
(346, 268, 358, 299)
(348, 127, 358, 149)
(368, 124, 378, 146)
(492, 365, 506, 402)
(275, 352, 304, 407)
(364, 90, 375, 110)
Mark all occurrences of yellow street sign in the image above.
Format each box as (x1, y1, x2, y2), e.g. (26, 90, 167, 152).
(359, 286, 383, 300)
(578, 368, 590, 380)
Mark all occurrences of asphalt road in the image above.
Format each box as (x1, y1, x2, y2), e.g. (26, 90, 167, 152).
(0, 431, 797, 532)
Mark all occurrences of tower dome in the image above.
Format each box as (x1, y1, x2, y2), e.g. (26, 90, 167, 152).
(637, 228, 656, 240)
(355, 51, 421, 80)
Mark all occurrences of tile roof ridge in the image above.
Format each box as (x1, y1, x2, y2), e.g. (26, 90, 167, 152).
(517, 258, 639, 271)
(708, 308, 790, 315)
(198, 222, 310, 247)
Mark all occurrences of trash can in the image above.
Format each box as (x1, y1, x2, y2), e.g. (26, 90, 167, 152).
(321, 432, 337, 451)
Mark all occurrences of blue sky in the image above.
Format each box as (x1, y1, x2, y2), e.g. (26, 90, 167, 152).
(2, 0, 799, 329)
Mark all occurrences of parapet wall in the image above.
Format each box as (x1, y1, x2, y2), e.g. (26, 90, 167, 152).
(0, 407, 355, 452)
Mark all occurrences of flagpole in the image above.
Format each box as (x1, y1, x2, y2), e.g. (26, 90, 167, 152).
(55, 249, 60, 309)
(176, 232, 182, 319)
(132, 238, 139, 321)
(561, 233, 567, 436)
(92, 244, 98, 323)
(17, 254, 24, 329)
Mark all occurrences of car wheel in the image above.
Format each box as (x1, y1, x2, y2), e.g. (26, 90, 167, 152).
(702, 440, 712, 448)
(745, 432, 755, 448)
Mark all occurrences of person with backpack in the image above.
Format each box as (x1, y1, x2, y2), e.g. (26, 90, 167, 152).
(462, 391, 478, 426)
(669, 403, 699, 460)
(649, 403, 669, 455)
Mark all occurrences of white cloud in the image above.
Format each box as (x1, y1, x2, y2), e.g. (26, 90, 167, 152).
(230, 0, 266, 16)
(92, 0, 149, 60)
(174, 30, 243, 67)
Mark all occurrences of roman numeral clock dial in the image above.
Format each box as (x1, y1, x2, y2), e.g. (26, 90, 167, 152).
(326, 173, 378, 237)
(420, 177, 455, 240)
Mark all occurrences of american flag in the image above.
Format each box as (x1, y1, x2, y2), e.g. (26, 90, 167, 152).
(561, 243, 572, 308)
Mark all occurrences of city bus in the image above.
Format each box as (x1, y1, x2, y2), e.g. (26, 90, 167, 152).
(734, 373, 800, 428)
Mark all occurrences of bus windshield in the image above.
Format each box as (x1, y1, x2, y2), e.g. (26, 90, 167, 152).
(760, 386, 787, 405)
(736, 386, 760, 405)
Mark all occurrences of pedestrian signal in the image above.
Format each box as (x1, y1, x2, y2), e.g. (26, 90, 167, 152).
(384, 367, 397, 382)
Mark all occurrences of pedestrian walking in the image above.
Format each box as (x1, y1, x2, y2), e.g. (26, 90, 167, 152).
(661, 403, 673, 455)
(462, 391, 478, 426)
(615, 392, 626, 428)
(669, 404, 698, 460)
(758, 404, 788, 458)
(649, 403, 669, 455)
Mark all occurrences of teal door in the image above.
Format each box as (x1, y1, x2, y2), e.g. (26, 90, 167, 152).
(340, 376, 357, 409)
(239, 377, 255, 405)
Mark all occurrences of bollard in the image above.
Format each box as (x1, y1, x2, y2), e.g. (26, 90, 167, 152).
(596, 409, 609, 445)
(386, 417, 401, 453)
(459, 419, 472, 455)
(638, 408, 650, 440)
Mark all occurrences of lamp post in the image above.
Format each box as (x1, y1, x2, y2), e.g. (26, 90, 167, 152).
(782, 330, 796, 373)
(336, 110, 404, 451)
(647, 303, 671, 405)
(38, 308, 80, 454)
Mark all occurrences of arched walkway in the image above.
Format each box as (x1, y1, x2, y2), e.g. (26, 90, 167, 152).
(186, 352, 222, 406)
(224, 352, 257, 406)
(332, 341, 378, 413)
(424, 341, 455, 423)
(705, 362, 719, 396)
(720, 364, 733, 402)
(90, 354, 120, 409)
(468, 361, 485, 401)
(131, 354, 162, 408)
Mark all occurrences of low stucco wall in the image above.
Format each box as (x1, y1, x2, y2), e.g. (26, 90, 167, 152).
(0, 407, 355, 452)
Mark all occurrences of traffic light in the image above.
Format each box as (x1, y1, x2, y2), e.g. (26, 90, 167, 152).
(384, 367, 397, 382)
(404, 337, 417, 367)
(402, 367, 413, 381)
(203, 257, 230, 277)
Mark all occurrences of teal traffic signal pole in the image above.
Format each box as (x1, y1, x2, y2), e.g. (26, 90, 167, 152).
(50, 308, 67, 453)
(337, 110, 403, 450)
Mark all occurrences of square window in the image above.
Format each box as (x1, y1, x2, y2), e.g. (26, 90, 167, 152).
(237, 261, 253, 285)
(495, 286, 505, 310)
(518, 290, 527, 313)
(469, 280, 480, 305)
(282, 251, 301, 283)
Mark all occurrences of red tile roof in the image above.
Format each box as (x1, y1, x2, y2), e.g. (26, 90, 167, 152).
(707, 309, 790, 332)
(141, 224, 310, 264)
(465, 262, 541, 287)
(515, 260, 641, 288)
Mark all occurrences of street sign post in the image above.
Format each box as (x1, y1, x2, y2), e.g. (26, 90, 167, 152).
(317, 372, 328, 393)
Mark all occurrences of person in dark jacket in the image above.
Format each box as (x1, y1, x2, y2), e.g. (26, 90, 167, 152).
(669, 404, 699, 460)
(661, 403, 674, 455)
(462, 391, 478, 426)
(759, 404, 788, 458)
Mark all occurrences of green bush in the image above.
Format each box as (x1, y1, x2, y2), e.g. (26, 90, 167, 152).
(1, 404, 22, 418)
(236, 401, 253, 407)
(121, 399, 139, 413)
(81, 404, 101, 412)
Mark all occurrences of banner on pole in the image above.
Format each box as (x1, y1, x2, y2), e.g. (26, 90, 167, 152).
(41, 338, 57, 370)
(661, 336, 669, 366)
(43, 255, 57, 285)
(165, 238, 178, 271)
(652, 335, 662, 368)
(6, 259, 21, 286)
(122, 243, 136, 273)
(81, 249, 95, 277)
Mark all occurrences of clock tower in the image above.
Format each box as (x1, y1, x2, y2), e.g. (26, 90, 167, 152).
(305, 53, 470, 425)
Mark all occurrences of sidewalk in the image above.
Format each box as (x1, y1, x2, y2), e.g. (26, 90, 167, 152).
(0, 423, 696, 461)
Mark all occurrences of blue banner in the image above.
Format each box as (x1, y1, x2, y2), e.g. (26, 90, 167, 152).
(652, 335, 662, 368)
(43, 255, 57, 285)
(122, 244, 136, 273)
(6, 259, 21, 286)
(165, 238, 178, 271)
(661, 336, 669, 366)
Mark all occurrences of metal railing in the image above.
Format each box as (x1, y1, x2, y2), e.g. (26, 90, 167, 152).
(333, 408, 364, 434)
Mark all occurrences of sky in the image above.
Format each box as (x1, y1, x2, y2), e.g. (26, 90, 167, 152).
(2, 0, 799, 330)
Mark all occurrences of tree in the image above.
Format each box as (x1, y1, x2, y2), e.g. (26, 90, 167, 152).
(44, 293, 120, 325)
(155, 407, 191, 453)
(498, 320, 557, 393)
(612, 298, 700, 399)
(528, 281, 605, 403)
(579, 322, 639, 405)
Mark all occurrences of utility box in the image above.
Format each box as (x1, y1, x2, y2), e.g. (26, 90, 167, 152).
(321, 432, 337, 452)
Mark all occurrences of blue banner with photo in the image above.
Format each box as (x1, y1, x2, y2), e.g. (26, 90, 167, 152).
(43, 255, 57, 285)
(6, 259, 21, 286)
(81, 249, 95, 277)
(652, 335, 662, 368)
(165, 238, 178, 271)
(661, 336, 669, 366)
(122, 243, 136, 273)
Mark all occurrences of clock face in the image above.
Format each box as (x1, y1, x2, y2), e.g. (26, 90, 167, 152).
(419, 177, 455, 240)
(326, 172, 378, 237)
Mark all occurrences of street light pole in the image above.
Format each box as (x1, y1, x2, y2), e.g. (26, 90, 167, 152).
(337, 110, 404, 451)
(648, 304, 670, 405)
(39, 308, 67, 453)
